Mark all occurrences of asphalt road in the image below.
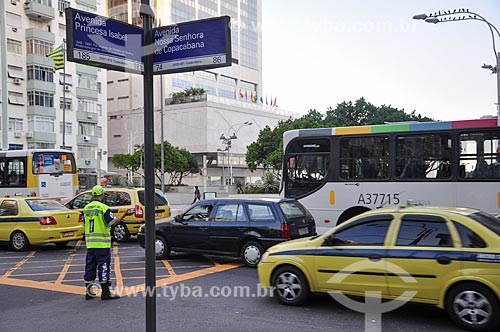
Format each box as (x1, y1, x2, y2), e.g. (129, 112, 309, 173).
(0, 239, 465, 332)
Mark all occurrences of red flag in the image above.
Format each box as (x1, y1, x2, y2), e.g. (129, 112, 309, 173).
(273, 97, 277, 107)
(266, 96, 268, 105)
(239, 89, 243, 98)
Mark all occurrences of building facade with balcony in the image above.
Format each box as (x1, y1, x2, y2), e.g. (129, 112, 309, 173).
(0, 0, 108, 185)
(106, 0, 295, 186)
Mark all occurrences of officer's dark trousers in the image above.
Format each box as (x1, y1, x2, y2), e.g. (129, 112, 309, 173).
(84, 248, 112, 283)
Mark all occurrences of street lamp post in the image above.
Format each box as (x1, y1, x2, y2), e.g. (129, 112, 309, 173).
(219, 121, 252, 191)
(413, 9, 500, 124)
(134, 144, 144, 187)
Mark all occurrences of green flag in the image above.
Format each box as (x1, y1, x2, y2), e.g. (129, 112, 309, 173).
(46, 44, 64, 72)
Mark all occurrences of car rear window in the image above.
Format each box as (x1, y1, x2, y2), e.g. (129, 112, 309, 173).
(469, 212, 500, 237)
(247, 204, 276, 221)
(26, 199, 66, 211)
(279, 201, 308, 219)
(105, 192, 131, 206)
(138, 190, 169, 206)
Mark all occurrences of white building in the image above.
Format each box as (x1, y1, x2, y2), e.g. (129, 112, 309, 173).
(106, 0, 297, 186)
(0, 0, 108, 186)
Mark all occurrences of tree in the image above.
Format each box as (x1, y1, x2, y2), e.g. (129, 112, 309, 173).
(246, 98, 433, 173)
(112, 141, 199, 186)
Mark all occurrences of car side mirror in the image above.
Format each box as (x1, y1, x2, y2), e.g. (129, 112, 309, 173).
(174, 215, 182, 222)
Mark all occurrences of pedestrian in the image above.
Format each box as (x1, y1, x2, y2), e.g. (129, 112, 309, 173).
(83, 185, 134, 300)
(192, 185, 201, 204)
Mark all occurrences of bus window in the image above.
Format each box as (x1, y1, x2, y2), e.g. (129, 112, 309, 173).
(3, 159, 26, 186)
(396, 134, 451, 180)
(339, 136, 389, 180)
(459, 132, 500, 179)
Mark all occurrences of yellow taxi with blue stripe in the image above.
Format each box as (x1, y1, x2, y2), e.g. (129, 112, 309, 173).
(258, 205, 500, 331)
(0, 197, 84, 251)
(65, 187, 170, 242)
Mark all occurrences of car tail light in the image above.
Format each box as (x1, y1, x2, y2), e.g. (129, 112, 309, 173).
(281, 223, 290, 239)
(135, 205, 144, 218)
(30, 192, 37, 197)
(78, 214, 84, 223)
(40, 216, 57, 225)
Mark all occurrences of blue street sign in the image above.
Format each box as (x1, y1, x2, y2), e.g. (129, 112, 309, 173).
(65, 8, 144, 74)
(152, 16, 231, 75)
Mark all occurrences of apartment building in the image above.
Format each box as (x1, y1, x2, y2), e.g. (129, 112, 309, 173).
(0, 0, 108, 183)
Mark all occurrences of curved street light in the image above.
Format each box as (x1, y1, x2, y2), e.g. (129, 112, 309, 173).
(413, 8, 500, 124)
(219, 121, 253, 191)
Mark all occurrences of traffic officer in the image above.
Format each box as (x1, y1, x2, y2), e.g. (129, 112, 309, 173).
(83, 185, 134, 300)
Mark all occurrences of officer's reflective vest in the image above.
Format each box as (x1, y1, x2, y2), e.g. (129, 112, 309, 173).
(83, 200, 112, 249)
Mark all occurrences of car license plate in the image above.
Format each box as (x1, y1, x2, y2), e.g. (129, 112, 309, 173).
(63, 231, 74, 237)
(298, 227, 308, 235)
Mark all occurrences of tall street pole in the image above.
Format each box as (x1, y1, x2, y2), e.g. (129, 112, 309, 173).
(497, 52, 500, 125)
(62, 42, 66, 149)
(160, 75, 165, 193)
(140, 1, 156, 331)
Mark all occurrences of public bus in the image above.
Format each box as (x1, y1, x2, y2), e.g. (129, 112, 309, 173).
(0, 149, 78, 202)
(282, 118, 500, 233)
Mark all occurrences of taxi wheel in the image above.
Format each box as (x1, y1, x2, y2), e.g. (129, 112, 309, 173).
(241, 241, 263, 268)
(446, 283, 500, 331)
(112, 222, 131, 243)
(155, 235, 171, 260)
(10, 231, 30, 251)
(55, 241, 69, 247)
(272, 265, 310, 306)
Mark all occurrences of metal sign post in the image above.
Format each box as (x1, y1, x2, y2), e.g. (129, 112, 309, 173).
(65, 6, 231, 331)
(140, 2, 156, 331)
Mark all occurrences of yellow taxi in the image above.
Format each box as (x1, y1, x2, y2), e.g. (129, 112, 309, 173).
(0, 197, 84, 251)
(258, 205, 500, 331)
(64, 187, 170, 242)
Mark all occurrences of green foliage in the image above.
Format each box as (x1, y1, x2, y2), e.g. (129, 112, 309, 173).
(233, 178, 244, 194)
(109, 175, 123, 186)
(262, 171, 280, 193)
(246, 98, 434, 172)
(111, 141, 199, 186)
(171, 87, 206, 98)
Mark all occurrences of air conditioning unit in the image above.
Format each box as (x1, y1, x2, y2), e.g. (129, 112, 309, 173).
(12, 27, 17, 32)
(64, 85, 71, 91)
(14, 131, 21, 138)
(83, 135, 90, 142)
(87, 113, 93, 119)
(26, 131, 34, 138)
(13, 78, 22, 85)
(11, 0, 17, 5)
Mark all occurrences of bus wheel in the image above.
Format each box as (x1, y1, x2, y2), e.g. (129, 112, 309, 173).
(11, 231, 30, 251)
(112, 223, 131, 242)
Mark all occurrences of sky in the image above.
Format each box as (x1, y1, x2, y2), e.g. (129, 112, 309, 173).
(261, 0, 500, 121)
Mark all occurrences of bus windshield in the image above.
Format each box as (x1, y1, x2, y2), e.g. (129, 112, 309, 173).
(33, 152, 76, 174)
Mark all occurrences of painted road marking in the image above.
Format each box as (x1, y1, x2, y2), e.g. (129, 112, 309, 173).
(0, 242, 242, 295)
